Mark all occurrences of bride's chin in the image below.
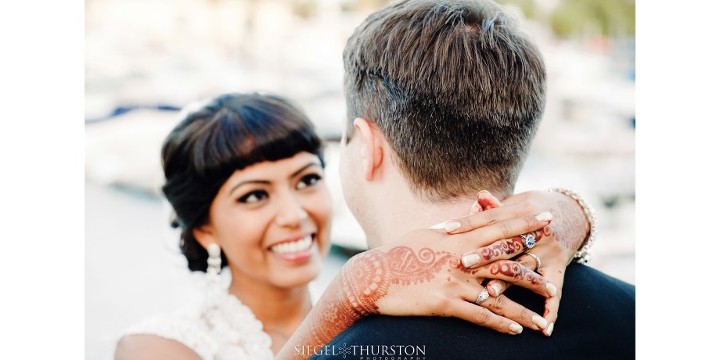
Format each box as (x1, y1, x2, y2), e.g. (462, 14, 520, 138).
(273, 264, 322, 289)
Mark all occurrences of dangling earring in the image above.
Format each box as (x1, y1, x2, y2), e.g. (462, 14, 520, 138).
(206, 243, 222, 283)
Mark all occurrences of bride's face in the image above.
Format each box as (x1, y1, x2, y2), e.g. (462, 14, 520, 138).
(199, 151, 332, 289)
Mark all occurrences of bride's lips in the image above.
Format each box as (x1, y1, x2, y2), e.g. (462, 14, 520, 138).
(268, 233, 316, 263)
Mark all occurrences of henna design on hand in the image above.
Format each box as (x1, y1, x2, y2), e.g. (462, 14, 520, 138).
(479, 238, 523, 261)
(344, 246, 455, 315)
(478, 229, 545, 262)
(488, 261, 543, 285)
(293, 246, 457, 352)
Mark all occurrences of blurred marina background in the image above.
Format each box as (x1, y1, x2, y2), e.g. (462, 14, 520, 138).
(85, 0, 635, 358)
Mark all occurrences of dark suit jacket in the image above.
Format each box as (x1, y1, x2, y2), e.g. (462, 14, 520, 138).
(310, 263, 635, 360)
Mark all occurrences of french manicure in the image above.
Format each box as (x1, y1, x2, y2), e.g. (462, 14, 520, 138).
(428, 220, 461, 233)
(545, 282, 557, 297)
(532, 315, 548, 329)
(461, 253, 480, 268)
(509, 323, 523, 334)
(544, 322, 554, 336)
(489, 283, 502, 297)
(444, 221, 461, 232)
(428, 220, 449, 230)
(535, 212, 553, 222)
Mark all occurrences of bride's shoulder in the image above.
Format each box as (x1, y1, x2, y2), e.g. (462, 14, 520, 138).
(116, 291, 273, 360)
(116, 302, 217, 359)
(114, 333, 200, 360)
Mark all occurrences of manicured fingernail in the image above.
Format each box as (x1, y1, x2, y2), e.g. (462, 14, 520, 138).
(461, 253, 480, 268)
(428, 220, 448, 230)
(444, 221, 461, 232)
(428, 220, 461, 233)
(532, 315, 548, 329)
(544, 322, 554, 336)
(477, 190, 490, 198)
(509, 323, 523, 334)
(545, 282, 557, 297)
(489, 283, 502, 297)
(535, 212, 553, 222)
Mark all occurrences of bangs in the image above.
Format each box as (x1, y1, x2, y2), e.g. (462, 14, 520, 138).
(187, 93, 324, 181)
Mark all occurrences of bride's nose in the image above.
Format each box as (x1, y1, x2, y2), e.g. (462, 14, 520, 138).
(274, 194, 309, 228)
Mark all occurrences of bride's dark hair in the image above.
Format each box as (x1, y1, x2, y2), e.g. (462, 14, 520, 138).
(161, 92, 324, 271)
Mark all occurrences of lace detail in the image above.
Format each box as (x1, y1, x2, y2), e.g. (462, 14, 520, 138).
(120, 290, 273, 360)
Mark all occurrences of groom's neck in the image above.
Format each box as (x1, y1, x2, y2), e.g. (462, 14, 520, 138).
(364, 189, 478, 248)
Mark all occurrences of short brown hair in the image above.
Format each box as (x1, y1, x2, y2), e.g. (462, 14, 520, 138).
(343, 0, 546, 200)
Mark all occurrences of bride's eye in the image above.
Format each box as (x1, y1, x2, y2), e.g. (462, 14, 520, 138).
(238, 190, 268, 204)
(296, 173, 322, 190)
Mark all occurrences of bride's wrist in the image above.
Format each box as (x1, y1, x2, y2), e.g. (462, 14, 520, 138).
(548, 187, 597, 264)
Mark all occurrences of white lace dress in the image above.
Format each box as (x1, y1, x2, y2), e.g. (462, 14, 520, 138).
(120, 290, 274, 360)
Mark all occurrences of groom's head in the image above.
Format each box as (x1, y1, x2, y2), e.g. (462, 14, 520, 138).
(340, 0, 546, 210)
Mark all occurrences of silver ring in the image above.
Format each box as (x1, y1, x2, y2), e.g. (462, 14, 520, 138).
(526, 253, 542, 270)
(474, 288, 490, 305)
(520, 233, 537, 250)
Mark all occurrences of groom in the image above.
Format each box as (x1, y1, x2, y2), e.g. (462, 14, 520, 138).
(317, 0, 635, 358)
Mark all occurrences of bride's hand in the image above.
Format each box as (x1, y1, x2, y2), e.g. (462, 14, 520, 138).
(343, 211, 555, 335)
(444, 190, 589, 336)
(276, 198, 556, 359)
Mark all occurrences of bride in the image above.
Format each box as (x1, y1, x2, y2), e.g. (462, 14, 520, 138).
(115, 92, 593, 359)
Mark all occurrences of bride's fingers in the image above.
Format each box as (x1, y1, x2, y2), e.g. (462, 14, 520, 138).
(469, 190, 502, 214)
(444, 298, 524, 335)
(472, 260, 557, 298)
(461, 285, 548, 331)
(538, 264, 566, 336)
(444, 218, 550, 258)
(458, 228, 546, 268)
(478, 294, 549, 331)
(444, 207, 553, 236)
(475, 190, 502, 211)
(486, 279, 509, 297)
(485, 255, 540, 297)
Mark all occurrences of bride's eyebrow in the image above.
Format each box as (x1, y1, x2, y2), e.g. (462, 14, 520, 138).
(227, 160, 322, 197)
(228, 179, 270, 198)
(290, 161, 321, 178)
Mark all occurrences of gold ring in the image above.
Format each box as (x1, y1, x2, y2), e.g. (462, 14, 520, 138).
(526, 252, 541, 270)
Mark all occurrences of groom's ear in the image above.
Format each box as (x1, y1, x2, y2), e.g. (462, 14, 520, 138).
(353, 117, 384, 181)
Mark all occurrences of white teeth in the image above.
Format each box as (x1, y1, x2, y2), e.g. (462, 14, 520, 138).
(270, 235, 313, 254)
